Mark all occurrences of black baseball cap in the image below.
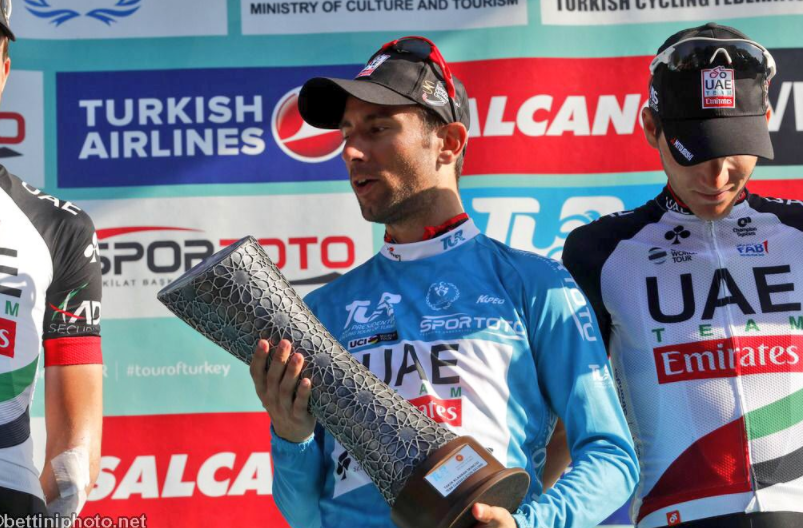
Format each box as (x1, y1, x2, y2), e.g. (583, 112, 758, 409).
(649, 22, 773, 166)
(0, 0, 14, 41)
(299, 36, 469, 131)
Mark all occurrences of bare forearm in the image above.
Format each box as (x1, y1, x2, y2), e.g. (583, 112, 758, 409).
(42, 364, 103, 504)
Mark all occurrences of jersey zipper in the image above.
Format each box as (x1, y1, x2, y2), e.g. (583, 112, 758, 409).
(707, 219, 762, 509)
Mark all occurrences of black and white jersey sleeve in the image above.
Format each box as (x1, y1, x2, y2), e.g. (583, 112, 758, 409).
(0, 166, 102, 498)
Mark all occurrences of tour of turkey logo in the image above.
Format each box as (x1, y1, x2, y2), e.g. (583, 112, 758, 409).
(271, 87, 344, 163)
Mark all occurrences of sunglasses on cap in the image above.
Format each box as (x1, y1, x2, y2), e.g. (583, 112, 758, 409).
(377, 35, 458, 122)
(650, 37, 776, 80)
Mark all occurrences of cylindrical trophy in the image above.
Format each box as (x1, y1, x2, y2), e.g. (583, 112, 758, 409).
(157, 236, 529, 528)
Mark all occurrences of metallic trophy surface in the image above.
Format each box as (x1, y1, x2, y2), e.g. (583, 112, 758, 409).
(157, 236, 528, 528)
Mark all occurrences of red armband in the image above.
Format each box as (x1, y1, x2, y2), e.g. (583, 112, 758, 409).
(44, 336, 103, 367)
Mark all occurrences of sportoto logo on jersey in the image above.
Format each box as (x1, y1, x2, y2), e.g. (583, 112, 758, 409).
(272, 87, 344, 163)
(16, 0, 226, 39)
(83, 412, 289, 527)
(56, 65, 355, 187)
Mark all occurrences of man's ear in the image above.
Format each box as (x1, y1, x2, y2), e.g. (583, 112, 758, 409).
(642, 107, 660, 149)
(437, 122, 468, 164)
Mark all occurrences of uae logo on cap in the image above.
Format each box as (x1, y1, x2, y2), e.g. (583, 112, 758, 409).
(701, 66, 735, 109)
(271, 87, 344, 163)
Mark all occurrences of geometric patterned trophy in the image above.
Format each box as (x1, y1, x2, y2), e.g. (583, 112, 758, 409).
(157, 236, 528, 528)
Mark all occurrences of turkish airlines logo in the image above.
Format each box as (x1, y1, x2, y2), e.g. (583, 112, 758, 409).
(0, 318, 17, 358)
(409, 394, 462, 426)
(654, 335, 803, 384)
(271, 87, 344, 163)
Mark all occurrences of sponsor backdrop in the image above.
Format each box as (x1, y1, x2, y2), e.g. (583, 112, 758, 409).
(9, 0, 802, 526)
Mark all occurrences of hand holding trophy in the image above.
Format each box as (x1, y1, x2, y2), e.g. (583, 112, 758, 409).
(157, 236, 529, 528)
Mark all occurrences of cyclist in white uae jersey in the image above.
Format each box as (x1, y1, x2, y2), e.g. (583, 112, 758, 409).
(563, 23, 803, 528)
(0, 2, 103, 518)
(248, 36, 638, 528)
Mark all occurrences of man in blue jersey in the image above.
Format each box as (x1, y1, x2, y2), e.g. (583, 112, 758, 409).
(249, 36, 638, 528)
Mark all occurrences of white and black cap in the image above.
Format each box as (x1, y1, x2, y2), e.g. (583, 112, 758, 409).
(650, 23, 774, 166)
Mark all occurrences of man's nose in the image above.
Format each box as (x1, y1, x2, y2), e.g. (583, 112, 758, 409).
(342, 134, 367, 165)
(699, 157, 729, 189)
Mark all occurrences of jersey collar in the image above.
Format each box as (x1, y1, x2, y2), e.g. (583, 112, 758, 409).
(657, 185, 749, 216)
(380, 219, 480, 262)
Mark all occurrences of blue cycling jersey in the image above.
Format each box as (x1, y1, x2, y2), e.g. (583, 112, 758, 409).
(270, 219, 638, 528)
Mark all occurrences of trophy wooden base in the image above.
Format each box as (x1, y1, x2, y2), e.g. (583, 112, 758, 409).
(391, 436, 530, 528)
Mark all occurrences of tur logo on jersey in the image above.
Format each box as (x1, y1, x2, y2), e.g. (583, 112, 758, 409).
(0, 317, 17, 358)
(343, 292, 401, 330)
(271, 87, 344, 163)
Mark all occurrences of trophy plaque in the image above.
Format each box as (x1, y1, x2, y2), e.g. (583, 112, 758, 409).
(157, 236, 529, 528)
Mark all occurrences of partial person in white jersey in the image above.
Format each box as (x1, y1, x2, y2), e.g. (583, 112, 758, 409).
(0, 0, 104, 520)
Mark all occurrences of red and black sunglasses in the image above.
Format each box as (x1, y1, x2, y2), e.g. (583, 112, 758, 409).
(376, 35, 460, 125)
